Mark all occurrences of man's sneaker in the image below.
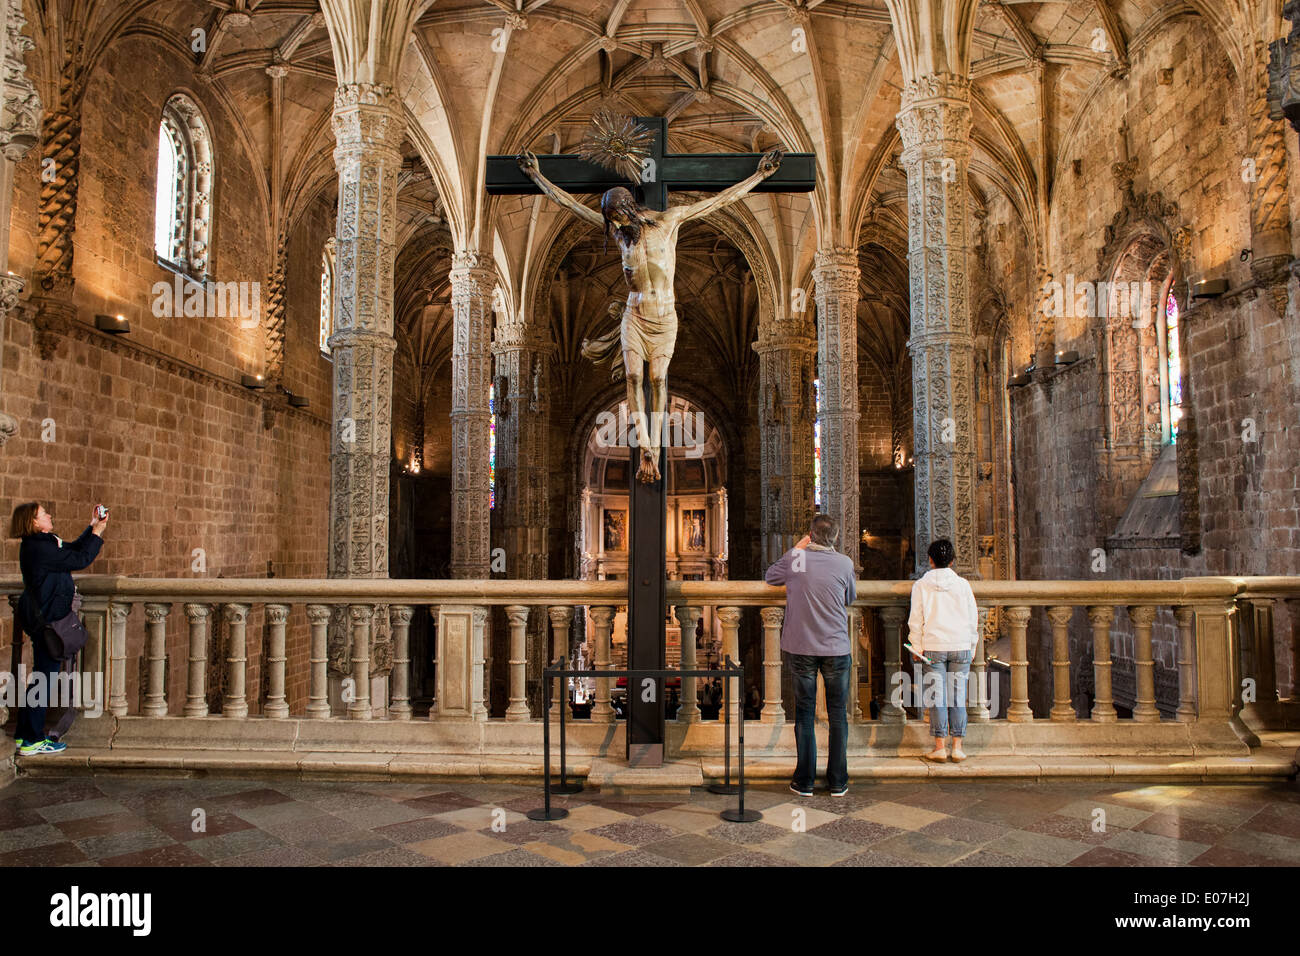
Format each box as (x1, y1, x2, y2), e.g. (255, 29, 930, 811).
(830, 785, 849, 798)
(789, 782, 813, 797)
(18, 738, 66, 755)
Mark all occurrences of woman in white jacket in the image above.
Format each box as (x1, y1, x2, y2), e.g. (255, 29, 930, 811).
(907, 539, 979, 761)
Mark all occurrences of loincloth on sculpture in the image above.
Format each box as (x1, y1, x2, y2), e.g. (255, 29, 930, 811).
(581, 301, 678, 381)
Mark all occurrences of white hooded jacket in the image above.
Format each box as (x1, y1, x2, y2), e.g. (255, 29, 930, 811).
(907, 567, 979, 653)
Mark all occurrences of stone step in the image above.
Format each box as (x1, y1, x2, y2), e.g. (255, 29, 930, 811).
(13, 743, 1295, 786)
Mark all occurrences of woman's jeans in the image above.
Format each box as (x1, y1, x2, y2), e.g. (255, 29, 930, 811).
(786, 653, 850, 791)
(923, 649, 972, 739)
(15, 635, 62, 743)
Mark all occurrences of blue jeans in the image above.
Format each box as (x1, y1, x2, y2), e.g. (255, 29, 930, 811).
(15, 635, 62, 743)
(923, 649, 972, 738)
(786, 653, 850, 791)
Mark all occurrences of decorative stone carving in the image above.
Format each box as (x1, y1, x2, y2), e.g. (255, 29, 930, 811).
(1248, 40, 1294, 293)
(753, 307, 816, 564)
(450, 251, 496, 578)
(813, 248, 860, 567)
(896, 76, 978, 575)
(264, 229, 288, 383)
(0, 0, 41, 162)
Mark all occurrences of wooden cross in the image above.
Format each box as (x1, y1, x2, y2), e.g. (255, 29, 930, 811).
(486, 117, 814, 764)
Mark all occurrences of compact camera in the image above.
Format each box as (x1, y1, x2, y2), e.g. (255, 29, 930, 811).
(95, 505, 108, 520)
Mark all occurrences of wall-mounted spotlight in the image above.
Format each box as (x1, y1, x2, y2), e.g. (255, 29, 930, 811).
(1008, 372, 1030, 387)
(241, 373, 266, 390)
(1055, 350, 1079, 365)
(287, 393, 309, 408)
(94, 313, 130, 334)
(1190, 278, 1229, 299)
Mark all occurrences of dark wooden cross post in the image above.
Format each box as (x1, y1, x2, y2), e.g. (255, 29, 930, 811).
(487, 118, 814, 766)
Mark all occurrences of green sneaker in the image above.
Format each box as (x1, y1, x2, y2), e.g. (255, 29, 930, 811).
(18, 738, 44, 755)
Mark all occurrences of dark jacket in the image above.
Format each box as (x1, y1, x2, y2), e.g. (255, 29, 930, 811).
(16, 527, 103, 637)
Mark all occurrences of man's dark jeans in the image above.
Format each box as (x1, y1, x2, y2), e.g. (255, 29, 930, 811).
(786, 652, 850, 792)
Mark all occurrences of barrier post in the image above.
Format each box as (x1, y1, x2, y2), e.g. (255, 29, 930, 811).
(527, 662, 569, 821)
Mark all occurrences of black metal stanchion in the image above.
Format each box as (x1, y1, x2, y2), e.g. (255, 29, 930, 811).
(720, 660, 759, 822)
(709, 656, 738, 795)
(553, 655, 582, 795)
(527, 662, 569, 821)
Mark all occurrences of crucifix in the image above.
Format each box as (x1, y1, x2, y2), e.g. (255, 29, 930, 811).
(487, 116, 814, 765)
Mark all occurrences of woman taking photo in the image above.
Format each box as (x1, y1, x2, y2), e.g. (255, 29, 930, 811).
(9, 501, 108, 755)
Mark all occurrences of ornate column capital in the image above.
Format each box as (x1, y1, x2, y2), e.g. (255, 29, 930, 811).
(0, 0, 41, 163)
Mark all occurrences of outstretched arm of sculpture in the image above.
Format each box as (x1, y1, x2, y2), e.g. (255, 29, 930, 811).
(517, 150, 604, 228)
(670, 147, 783, 224)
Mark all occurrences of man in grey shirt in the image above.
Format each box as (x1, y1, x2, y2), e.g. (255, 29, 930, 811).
(765, 514, 857, 797)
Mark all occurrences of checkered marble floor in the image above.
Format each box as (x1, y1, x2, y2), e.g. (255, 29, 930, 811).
(1, 775, 1297, 866)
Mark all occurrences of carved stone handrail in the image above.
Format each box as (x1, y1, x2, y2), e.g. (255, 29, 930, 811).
(0, 573, 1257, 607)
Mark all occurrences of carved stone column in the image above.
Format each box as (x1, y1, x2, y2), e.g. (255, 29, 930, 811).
(896, 74, 978, 576)
(0, 0, 40, 448)
(450, 252, 495, 579)
(493, 318, 551, 710)
(326, 84, 401, 705)
(812, 249, 860, 566)
(753, 313, 817, 566)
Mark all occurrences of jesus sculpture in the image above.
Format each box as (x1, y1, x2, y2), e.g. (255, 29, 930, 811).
(518, 146, 783, 483)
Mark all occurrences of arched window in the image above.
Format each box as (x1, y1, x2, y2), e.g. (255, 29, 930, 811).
(813, 376, 822, 507)
(489, 381, 497, 509)
(153, 94, 213, 277)
(319, 239, 336, 355)
(1163, 291, 1183, 441)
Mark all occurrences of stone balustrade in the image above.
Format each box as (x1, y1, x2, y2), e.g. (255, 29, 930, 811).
(1, 575, 1295, 760)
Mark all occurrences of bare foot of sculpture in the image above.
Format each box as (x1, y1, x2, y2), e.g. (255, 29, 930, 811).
(636, 449, 660, 484)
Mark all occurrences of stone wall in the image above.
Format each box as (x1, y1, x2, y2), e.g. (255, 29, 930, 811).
(1009, 15, 1300, 702)
(1, 38, 333, 715)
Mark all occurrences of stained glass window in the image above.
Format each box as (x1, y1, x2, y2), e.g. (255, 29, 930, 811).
(319, 246, 333, 355)
(1165, 292, 1182, 441)
(489, 382, 497, 509)
(814, 377, 822, 506)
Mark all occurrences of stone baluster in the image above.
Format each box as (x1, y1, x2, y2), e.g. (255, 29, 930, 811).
(78, 596, 109, 711)
(877, 605, 906, 722)
(348, 604, 373, 719)
(1128, 605, 1160, 722)
(504, 605, 531, 720)
(141, 603, 171, 717)
(264, 604, 290, 718)
(716, 606, 742, 726)
(1087, 606, 1117, 721)
(108, 602, 131, 717)
(547, 605, 573, 716)
(305, 605, 332, 718)
(389, 606, 413, 720)
(674, 605, 702, 723)
(847, 606, 862, 721)
(222, 603, 249, 719)
(589, 606, 615, 722)
(183, 604, 210, 717)
(1005, 606, 1032, 721)
(1047, 605, 1076, 721)
(1173, 606, 1196, 722)
(968, 604, 990, 720)
(759, 606, 785, 723)
(2, 596, 15, 727)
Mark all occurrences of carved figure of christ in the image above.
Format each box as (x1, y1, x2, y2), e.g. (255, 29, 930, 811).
(518, 147, 783, 483)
